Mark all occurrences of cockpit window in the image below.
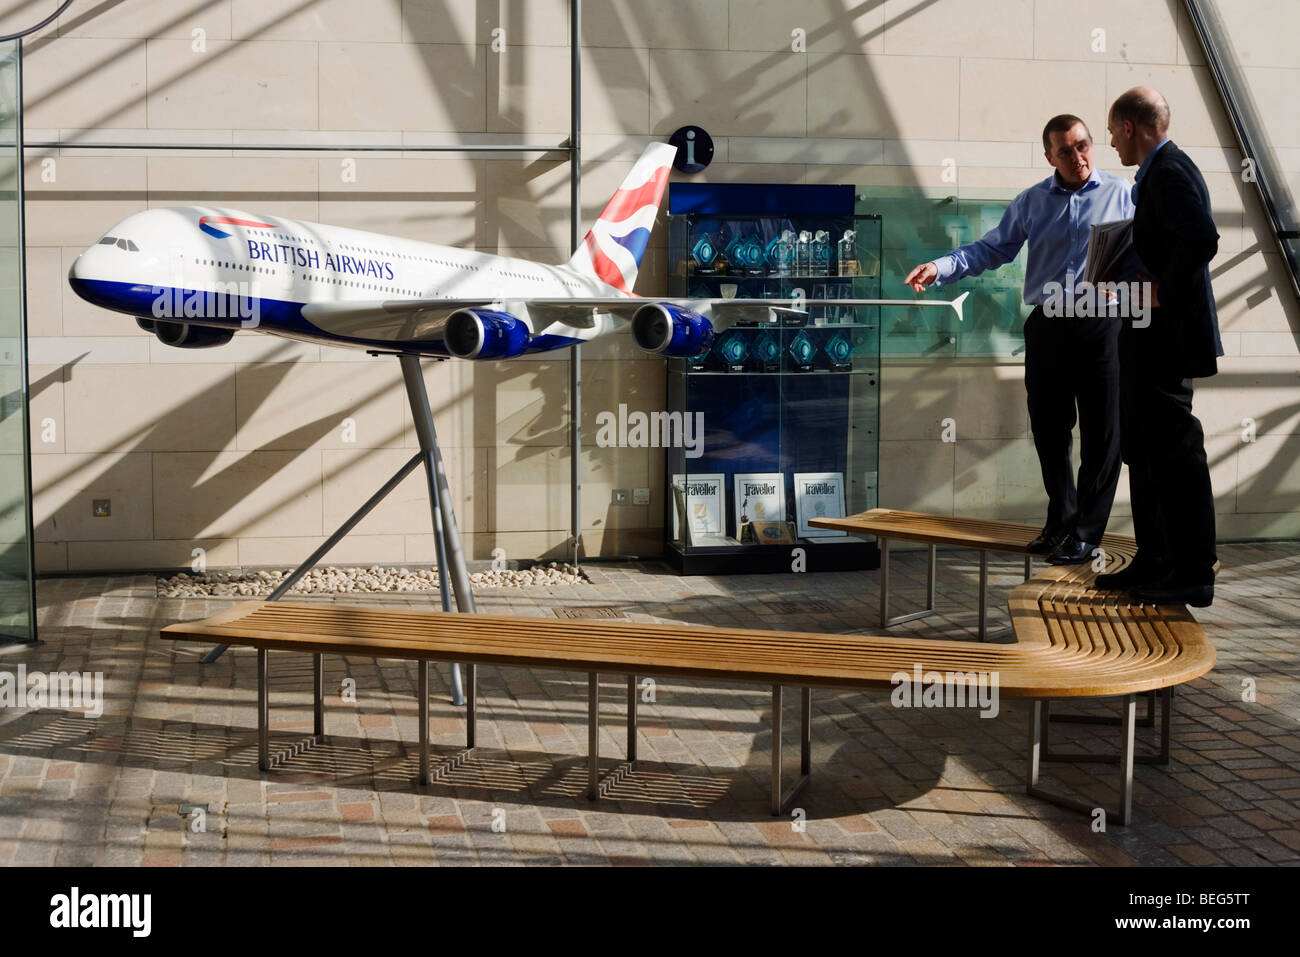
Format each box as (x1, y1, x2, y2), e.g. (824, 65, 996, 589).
(126, 240, 139, 251)
(98, 236, 117, 245)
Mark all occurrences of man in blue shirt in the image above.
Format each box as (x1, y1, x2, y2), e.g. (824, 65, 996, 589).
(905, 114, 1134, 564)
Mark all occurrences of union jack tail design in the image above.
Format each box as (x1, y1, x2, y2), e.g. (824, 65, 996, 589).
(566, 142, 677, 294)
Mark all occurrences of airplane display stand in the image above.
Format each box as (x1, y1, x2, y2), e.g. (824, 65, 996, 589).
(202, 353, 476, 708)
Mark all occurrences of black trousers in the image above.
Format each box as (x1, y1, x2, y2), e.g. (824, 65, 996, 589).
(1118, 328, 1218, 583)
(1022, 306, 1122, 544)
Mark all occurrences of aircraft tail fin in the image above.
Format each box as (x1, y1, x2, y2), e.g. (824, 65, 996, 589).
(565, 142, 677, 293)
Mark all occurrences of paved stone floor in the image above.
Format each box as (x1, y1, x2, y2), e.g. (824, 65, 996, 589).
(1, 542, 1298, 867)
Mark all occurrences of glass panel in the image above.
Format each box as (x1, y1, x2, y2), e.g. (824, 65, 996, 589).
(0, 39, 34, 642)
(867, 185, 1031, 358)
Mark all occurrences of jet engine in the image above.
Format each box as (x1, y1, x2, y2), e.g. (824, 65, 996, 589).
(147, 319, 236, 348)
(444, 309, 531, 360)
(630, 303, 714, 357)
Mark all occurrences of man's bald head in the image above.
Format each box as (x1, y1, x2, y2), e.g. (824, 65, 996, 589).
(1109, 86, 1170, 136)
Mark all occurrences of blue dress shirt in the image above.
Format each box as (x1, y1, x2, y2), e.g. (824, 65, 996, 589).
(931, 168, 1135, 305)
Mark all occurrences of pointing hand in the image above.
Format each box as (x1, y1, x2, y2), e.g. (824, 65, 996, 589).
(904, 262, 938, 292)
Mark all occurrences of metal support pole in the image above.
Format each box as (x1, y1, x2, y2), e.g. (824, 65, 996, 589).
(201, 450, 425, 663)
(568, 0, 583, 567)
(401, 353, 478, 706)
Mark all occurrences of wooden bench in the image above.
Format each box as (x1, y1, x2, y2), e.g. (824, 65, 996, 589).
(162, 534, 1215, 823)
(809, 508, 1134, 641)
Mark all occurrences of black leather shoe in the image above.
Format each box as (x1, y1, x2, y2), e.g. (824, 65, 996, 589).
(1094, 557, 1170, 590)
(1046, 536, 1095, 564)
(1131, 576, 1214, 607)
(1026, 529, 1066, 554)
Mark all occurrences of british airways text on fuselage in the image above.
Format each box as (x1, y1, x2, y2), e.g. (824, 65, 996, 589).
(246, 240, 395, 281)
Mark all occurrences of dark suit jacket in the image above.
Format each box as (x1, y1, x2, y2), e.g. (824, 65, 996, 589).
(1130, 141, 1224, 379)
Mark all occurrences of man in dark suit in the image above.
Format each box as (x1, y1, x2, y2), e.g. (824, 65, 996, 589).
(1100, 87, 1223, 606)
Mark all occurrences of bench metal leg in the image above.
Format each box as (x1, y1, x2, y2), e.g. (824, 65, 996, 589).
(417, 658, 476, 786)
(1027, 694, 1141, 826)
(1047, 688, 1164, 739)
(978, 550, 988, 641)
(586, 672, 638, 800)
(771, 685, 812, 816)
(1024, 554, 1032, 581)
(880, 538, 937, 628)
(256, 648, 325, 772)
(313, 652, 324, 738)
(258, 649, 269, 771)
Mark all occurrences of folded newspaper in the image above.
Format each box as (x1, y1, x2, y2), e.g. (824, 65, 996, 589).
(1082, 218, 1143, 284)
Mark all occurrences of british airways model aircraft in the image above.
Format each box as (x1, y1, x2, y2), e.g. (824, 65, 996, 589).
(67, 143, 966, 359)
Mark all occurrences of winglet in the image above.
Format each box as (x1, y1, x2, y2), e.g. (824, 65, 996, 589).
(950, 290, 969, 322)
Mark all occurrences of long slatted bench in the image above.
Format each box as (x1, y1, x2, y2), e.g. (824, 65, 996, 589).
(162, 530, 1215, 823)
(809, 507, 1137, 641)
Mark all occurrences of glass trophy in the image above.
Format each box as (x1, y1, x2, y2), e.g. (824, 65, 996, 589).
(788, 330, 815, 371)
(691, 234, 722, 275)
(838, 229, 859, 276)
(795, 230, 812, 275)
(765, 230, 795, 277)
(724, 235, 747, 274)
(714, 331, 749, 372)
(811, 230, 832, 276)
(740, 235, 766, 275)
(825, 333, 854, 371)
(752, 332, 780, 373)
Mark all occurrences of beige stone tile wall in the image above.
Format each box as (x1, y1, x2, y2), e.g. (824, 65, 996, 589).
(18, 0, 1300, 572)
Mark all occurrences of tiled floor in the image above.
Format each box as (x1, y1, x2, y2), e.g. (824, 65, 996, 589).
(1, 542, 1298, 866)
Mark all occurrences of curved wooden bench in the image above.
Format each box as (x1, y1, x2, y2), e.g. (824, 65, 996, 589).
(162, 516, 1214, 825)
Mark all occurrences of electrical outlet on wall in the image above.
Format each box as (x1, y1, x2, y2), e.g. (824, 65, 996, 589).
(632, 488, 650, 505)
(612, 489, 629, 506)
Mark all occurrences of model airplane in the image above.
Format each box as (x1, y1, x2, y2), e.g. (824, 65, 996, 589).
(67, 143, 966, 357)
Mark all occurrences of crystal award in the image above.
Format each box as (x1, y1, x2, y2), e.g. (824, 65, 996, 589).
(825, 333, 854, 372)
(714, 331, 749, 372)
(788, 330, 815, 371)
(752, 332, 780, 373)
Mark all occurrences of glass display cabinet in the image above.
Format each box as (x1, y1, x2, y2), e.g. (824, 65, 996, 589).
(663, 184, 880, 574)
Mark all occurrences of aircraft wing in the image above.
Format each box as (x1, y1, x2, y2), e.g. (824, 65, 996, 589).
(299, 292, 967, 344)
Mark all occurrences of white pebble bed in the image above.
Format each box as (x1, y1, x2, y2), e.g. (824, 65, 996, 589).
(157, 563, 590, 598)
